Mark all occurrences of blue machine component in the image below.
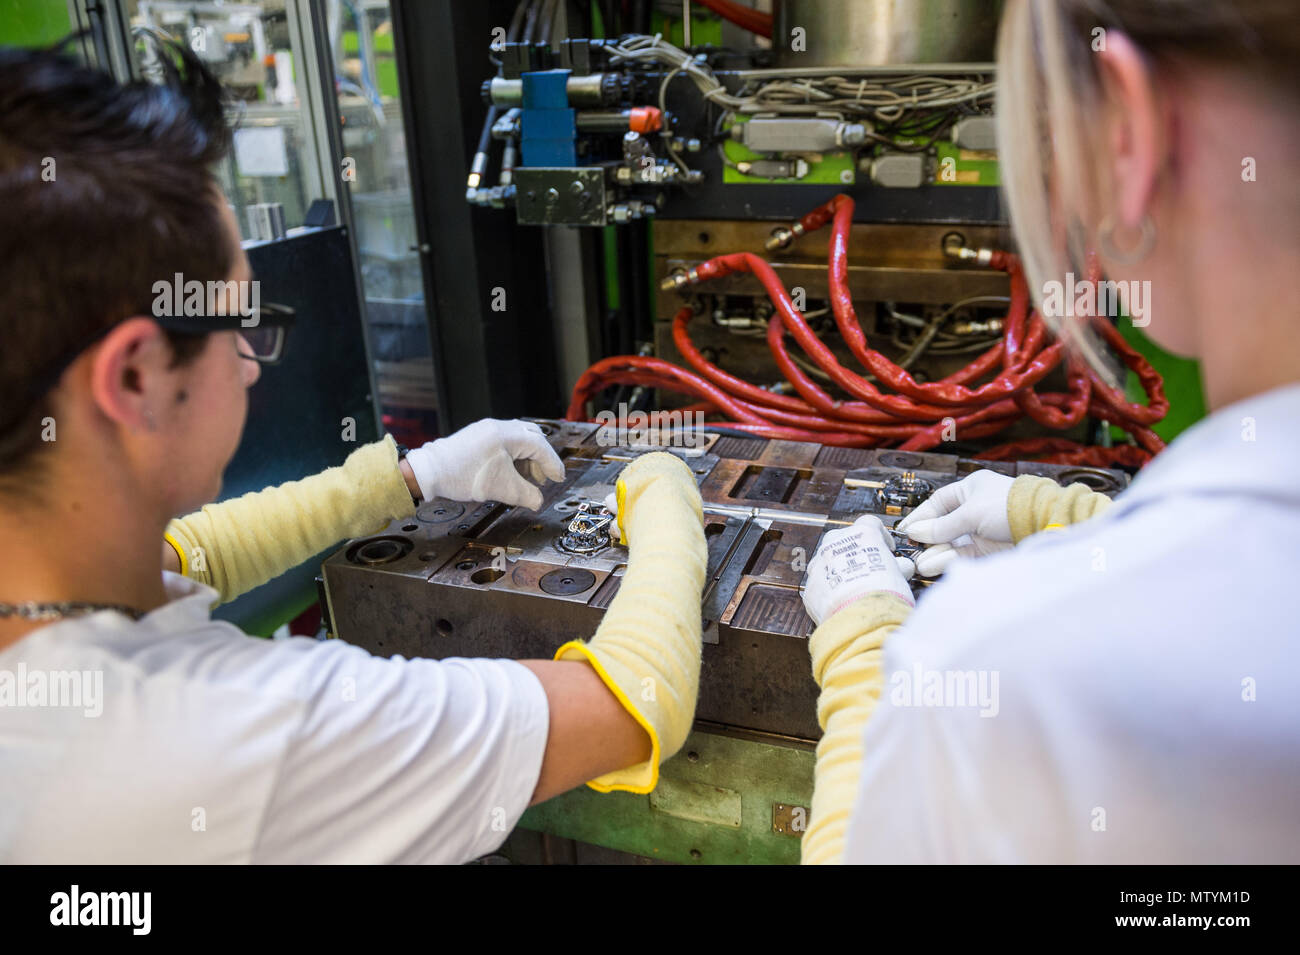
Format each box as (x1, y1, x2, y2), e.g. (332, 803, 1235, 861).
(520, 69, 576, 167)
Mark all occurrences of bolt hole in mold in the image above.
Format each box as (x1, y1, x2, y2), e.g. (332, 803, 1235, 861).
(347, 536, 413, 566)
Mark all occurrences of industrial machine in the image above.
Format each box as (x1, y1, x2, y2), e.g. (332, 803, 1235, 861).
(325, 0, 1170, 863)
(398, 0, 1166, 465)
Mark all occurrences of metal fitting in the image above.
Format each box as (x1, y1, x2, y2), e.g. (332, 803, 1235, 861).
(952, 318, 1004, 335)
(765, 221, 805, 251)
(659, 268, 698, 292)
(942, 233, 993, 266)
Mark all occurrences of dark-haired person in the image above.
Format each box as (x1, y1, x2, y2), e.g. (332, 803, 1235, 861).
(796, 0, 1299, 863)
(0, 41, 707, 863)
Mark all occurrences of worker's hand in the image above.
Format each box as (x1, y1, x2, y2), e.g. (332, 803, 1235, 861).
(894, 469, 1014, 576)
(600, 493, 621, 545)
(802, 515, 915, 627)
(404, 418, 564, 510)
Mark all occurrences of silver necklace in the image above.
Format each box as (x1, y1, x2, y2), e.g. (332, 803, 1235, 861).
(0, 601, 145, 622)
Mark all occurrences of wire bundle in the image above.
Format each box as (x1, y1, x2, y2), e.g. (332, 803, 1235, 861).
(567, 195, 1167, 466)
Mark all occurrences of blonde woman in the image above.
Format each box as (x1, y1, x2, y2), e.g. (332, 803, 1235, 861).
(799, 0, 1299, 863)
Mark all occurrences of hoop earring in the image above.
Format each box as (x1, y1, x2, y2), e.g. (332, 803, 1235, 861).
(1098, 213, 1155, 265)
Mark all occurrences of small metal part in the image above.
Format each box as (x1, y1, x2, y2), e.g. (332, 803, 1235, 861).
(736, 157, 809, 179)
(951, 116, 998, 151)
(941, 232, 994, 266)
(515, 167, 606, 226)
(888, 526, 924, 563)
(659, 267, 698, 292)
(870, 152, 927, 188)
(764, 221, 807, 251)
(417, 502, 466, 523)
(876, 472, 935, 509)
(622, 129, 651, 162)
(484, 73, 619, 108)
(610, 200, 655, 224)
(842, 477, 886, 490)
(539, 568, 598, 596)
(554, 501, 617, 556)
(766, 227, 793, 250)
(951, 318, 1003, 335)
(772, 803, 808, 837)
(564, 72, 619, 107)
(734, 116, 869, 153)
(490, 108, 520, 140)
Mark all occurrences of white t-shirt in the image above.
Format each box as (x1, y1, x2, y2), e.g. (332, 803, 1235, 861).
(0, 573, 549, 863)
(844, 384, 1300, 863)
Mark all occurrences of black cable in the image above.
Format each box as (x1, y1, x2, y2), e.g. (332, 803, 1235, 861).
(507, 0, 529, 42)
(869, 108, 960, 152)
(631, 0, 649, 34)
(600, 0, 617, 37)
(522, 0, 542, 43)
(474, 104, 499, 166)
(568, 0, 591, 37)
(539, 0, 560, 44)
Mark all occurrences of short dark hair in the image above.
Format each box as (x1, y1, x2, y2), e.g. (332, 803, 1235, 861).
(0, 34, 234, 485)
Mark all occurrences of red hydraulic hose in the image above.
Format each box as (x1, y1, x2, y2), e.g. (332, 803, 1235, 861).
(568, 194, 1169, 463)
(693, 0, 773, 39)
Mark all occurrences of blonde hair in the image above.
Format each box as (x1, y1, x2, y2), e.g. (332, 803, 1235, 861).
(995, 0, 1299, 377)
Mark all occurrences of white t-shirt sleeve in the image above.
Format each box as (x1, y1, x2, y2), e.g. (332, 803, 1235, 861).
(250, 638, 549, 863)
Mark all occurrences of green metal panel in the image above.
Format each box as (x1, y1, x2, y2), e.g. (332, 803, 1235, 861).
(1111, 317, 1207, 443)
(651, 9, 724, 48)
(0, 0, 73, 48)
(933, 140, 1000, 187)
(519, 728, 815, 864)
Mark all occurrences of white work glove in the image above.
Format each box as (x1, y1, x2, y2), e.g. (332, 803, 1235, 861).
(801, 515, 915, 627)
(894, 469, 1014, 576)
(603, 491, 621, 542)
(404, 418, 564, 511)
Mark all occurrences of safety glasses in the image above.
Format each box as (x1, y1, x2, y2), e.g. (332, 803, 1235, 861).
(157, 302, 296, 365)
(19, 302, 297, 410)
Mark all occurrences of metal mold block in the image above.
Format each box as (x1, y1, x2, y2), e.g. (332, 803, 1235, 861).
(323, 425, 1128, 742)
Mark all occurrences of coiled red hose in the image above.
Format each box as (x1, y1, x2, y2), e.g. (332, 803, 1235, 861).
(693, 0, 773, 39)
(567, 194, 1167, 466)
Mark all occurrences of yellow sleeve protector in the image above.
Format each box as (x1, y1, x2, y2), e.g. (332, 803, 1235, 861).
(802, 592, 912, 864)
(164, 436, 415, 604)
(800, 475, 1112, 863)
(553, 451, 708, 794)
(1007, 474, 1113, 541)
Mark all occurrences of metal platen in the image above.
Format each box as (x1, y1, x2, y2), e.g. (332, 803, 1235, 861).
(322, 423, 1128, 741)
